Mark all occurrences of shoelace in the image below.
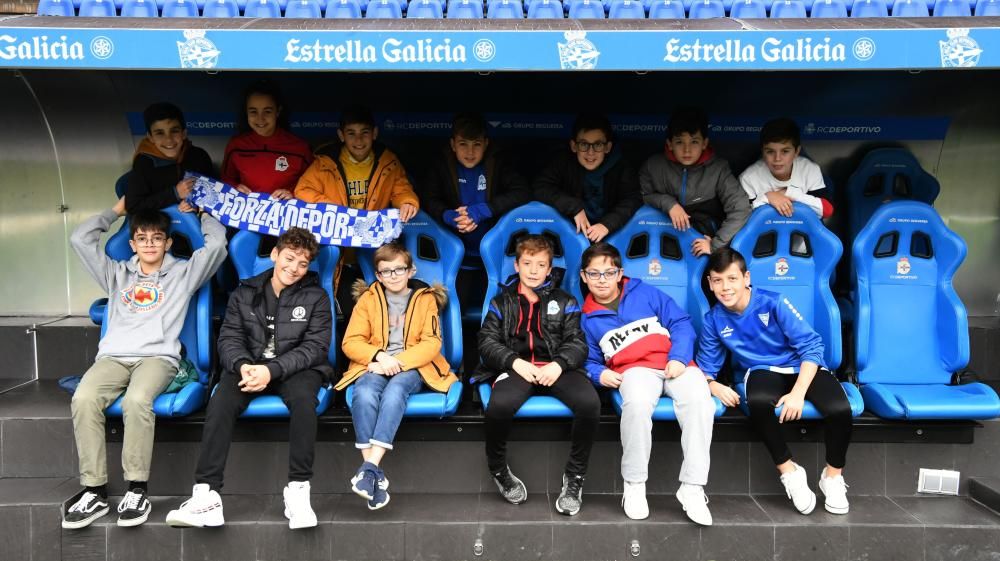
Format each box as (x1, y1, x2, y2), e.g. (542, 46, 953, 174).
(565, 476, 584, 498)
(69, 492, 98, 513)
(118, 491, 143, 513)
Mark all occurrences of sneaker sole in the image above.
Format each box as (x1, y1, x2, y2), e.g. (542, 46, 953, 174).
(794, 493, 817, 515)
(554, 502, 580, 516)
(61, 506, 109, 530)
(117, 508, 150, 528)
(165, 511, 225, 528)
(824, 501, 849, 515)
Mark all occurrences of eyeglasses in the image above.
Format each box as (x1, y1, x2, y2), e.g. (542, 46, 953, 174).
(377, 266, 411, 278)
(133, 235, 168, 247)
(583, 268, 621, 281)
(575, 140, 608, 153)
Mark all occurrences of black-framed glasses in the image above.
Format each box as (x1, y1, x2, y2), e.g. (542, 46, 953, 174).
(575, 140, 608, 153)
(583, 268, 621, 280)
(133, 235, 168, 247)
(377, 266, 411, 278)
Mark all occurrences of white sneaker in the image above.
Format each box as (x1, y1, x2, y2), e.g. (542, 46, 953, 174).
(818, 473, 850, 514)
(675, 484, 713, 526)
(779, 464, 817, 515)
(166, 484, 224, 528)
(622, 481, 649, 520)
(284, 481, 318, 529)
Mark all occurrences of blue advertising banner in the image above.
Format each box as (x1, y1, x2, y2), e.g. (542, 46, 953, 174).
(0, 26, 993, 71)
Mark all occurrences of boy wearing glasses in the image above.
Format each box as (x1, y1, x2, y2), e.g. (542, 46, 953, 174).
(65, 200, 227, 529)
(579, 243, 718, 525)
(534, 113, 642, 243)
(338, 242, 457, 510)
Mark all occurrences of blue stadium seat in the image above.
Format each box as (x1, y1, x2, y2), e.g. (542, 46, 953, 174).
(730, 204, 865, 419)
(38, 0, 76, 15)
(161, 0, 200, 15)
(244, 0, 282, 15)
(408, 0, 444, 14)
(202, 0, 239, 14)
(853, 202, 1000, 420)
(648, 0, 685, 16)
(79, 0, 117, 15)
(609, 0, 646, 16)
(892, 0, 928, 13)
(121, 0, 160, 14)
(478, 382, 574, 417)
(366, 0, 403, 15)
(568, 0, 606, 16)
(605, 206, 726, 420)
(285, 0, 322, 15)
(227, 230, 339, 417)
(487, 0, 523, 15)
(976, 0, 1000, 13)
(851, 0, 888, 14)
(527, 0, 563, 15)
(729, 0, 767, 16)
(101, 207, 214, 417)
(688, 0, 724, 15)
(447, 0, 484, 14)
(811, 0, 847, 15)
(770, 0, 807, 15)
(933, 0, 971, 13)
(325, 0, 362, 15)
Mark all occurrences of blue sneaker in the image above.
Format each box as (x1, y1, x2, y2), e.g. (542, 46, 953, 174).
(350, 462, 378, 500)
(368, 468, 390, 510)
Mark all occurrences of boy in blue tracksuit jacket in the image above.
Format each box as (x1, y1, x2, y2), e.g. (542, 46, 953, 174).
(579, 243, 716, 525)
(696, 248, 853, 517)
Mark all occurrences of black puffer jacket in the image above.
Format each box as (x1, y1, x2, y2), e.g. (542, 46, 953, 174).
(418, 146, 531, 225)
(218, 269, 334, 381)
(473, 268, 588, 383)
(532, 151, 642, 234)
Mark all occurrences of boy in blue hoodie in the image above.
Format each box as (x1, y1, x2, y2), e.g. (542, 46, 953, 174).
(579, 243, 718, 525)
(696, 248, 853, 516)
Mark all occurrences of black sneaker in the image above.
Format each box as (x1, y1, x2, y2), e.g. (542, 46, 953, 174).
(62, 489, 110, 529)
(117, 488, 151, 527)
(492, 466, 527, 505)
(555, 473, 585, 516)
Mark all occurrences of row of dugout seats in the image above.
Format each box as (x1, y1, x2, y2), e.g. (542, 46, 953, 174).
(38, 0, 1000, 17)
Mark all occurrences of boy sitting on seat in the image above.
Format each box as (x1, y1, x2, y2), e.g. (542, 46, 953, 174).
(64, 198, 227, 529)
(338, 242, 458, 510)
(166, 227, 333, 530)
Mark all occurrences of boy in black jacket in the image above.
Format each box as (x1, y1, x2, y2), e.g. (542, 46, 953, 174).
(166, 228, 333, 530)
(475, 235, 600, 516)
(533, 113, 642, 243)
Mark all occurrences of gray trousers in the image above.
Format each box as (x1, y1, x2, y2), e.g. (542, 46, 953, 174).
(618, 366, 715, 486)
(71, 357, 175, 486)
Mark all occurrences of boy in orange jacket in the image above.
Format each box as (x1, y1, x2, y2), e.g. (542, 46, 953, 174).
(339, 242, 458, 510)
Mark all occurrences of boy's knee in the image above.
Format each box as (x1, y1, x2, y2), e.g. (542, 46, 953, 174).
(572, 394, 601, 419)
(120, 392, 155, 415)
(287, 396, 318, 415)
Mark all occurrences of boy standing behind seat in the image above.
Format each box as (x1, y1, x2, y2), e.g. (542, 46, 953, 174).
(640, 107, 750, 256)
(65, 198, 227, 529)
(166, 228, 333, 530)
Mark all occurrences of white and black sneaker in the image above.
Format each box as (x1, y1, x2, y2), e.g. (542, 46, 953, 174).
(555, 473, 585, 516)
(117, 488, 151, 527)
(62, 489, 110, 529)
(492, 466, 527, 505)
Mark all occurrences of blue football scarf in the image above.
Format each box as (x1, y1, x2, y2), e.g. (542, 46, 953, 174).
(185, 173, 402, 248)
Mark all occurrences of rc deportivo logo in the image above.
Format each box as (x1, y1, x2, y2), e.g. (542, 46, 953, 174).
(940, 28, 981, 68)
(177, 30, 220, 69)
(558, 31, 600, 70)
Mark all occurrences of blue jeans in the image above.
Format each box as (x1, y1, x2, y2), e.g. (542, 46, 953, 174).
(352, 369, 424, 449)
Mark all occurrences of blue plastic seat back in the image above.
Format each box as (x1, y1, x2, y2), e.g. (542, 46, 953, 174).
(688, 0, 724, 15)
(79, 0, 117, 15)
(976, 0, 1000, 13)
(244, 0, 282, 15)
(161, 0, 200, 15)
(846, 148, 940, 246)
(605, 206, 710, 335)
(121, 0, 160, 15)
(355, 210, 465, 370)
(851, 0, 888, 14)
(409, 0, 444, 14)
(892, 0, 927, 14)
(853, 202, 967, 385)
(487, 0, 523, 14)
(448, 0, 485, 14)
(38, 0, 77, 15)
(609, 0, 646, 16)
(366, 0, 403, 15)
(730, 203, 843, 371)
(568, 0, 606, 16)
(527, 0, 563, 15)
(648, 0, 685, 16)
(811, 0, 847, 15)
(202, 0, 239, 14)
(770, 0, 806, 14)
(729, 0, 767, 16)
(326, 0, 362, 15)
(478, 202, 590, 322)
(934, 0, 971, 13)
(285, 0, 322, 15)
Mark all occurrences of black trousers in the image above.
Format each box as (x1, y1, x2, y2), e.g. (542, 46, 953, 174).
(195, 369, 323, 491)
(745, 368, 853, 469)
(484, 370, 600, 477)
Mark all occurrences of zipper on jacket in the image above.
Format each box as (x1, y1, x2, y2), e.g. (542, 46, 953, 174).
(681, 168, 688, 205)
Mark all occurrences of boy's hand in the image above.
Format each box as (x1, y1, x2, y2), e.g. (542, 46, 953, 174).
(178, 201, 197, 213)
(235, 184, 253, 195)
(175, 177, 196, 200)
(113, 196, 127, 217)
(398, 203, 417, 222)
(367, 362, 385, 375)
(777, 390, 806, 423)
(664, 360, 687, 379)
(239, 365, 271, 392)
(600, 369, 623, 388)
(376, 352, 403, 376)
(536, 362, 563, 387)
(512, 358, 539, 384)
(585, 223, 609, 242)
(709, 379, 740, 408)
(668, 204, 691, 231)
(765, 190, 794, 217)
(271, 189, 293, 201)
(239, 363, 254, 381)
(573, 210, 592, 235)
(691, 235, 712, 257)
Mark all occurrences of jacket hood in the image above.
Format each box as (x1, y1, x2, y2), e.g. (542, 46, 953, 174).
(665, 145, 716, 168)
(582, 276, 640, 314)
(352, 277, 448, 309)
(500, 266, 567, 296)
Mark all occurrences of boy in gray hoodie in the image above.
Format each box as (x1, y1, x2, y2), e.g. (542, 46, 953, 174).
(63, 197, 227, 530)
(639, 107, 750, 257)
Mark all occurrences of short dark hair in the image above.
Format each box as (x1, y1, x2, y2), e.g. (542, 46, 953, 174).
(129, 210, 171, 238)
(666, 106, 709, 140)
(452, 112, 488, 140)
(515, 234, 553, 261)
(571, 113, 613, 142)
(760, 118, 801, 149)
(707, 247, 747, 275)
(143, 102, 185, 134)
(581, 242, 622, 270)
(238, 79, 290, 135)
(275, 227, 319, 261)
(339, 104, 376, 130)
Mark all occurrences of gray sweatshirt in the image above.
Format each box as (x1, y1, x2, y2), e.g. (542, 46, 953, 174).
(70, 209, 228, 366)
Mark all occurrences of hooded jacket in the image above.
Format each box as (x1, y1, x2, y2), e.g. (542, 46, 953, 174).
(419, 146, 531, 226)
(473, 268, 588, 384)
(217, 269, 334, 381)
(339, 278, 457, 392)
(293, 141, 419, 211)
(70, 209, 228, 367)
(639, 147, 751, 250)
(126, 139, 214, 214)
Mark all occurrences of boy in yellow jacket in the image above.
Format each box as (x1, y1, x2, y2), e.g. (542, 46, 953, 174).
(338, 242, 458, 509)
